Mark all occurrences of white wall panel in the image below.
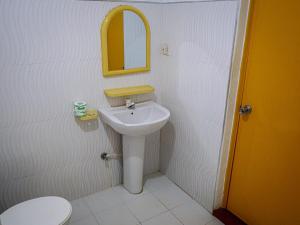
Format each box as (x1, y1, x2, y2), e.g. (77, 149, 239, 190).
(159, 1, 238, 211)
(0, 0, 162, 212)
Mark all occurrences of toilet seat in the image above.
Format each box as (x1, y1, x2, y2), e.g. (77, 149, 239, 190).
(0, 196, 72, 225)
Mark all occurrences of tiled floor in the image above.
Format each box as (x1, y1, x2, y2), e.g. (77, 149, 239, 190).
(69, 173, 224, 225)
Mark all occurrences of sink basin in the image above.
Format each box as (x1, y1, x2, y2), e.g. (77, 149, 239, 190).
(99, 101, 170, 193)
(100, 101, 170, 136)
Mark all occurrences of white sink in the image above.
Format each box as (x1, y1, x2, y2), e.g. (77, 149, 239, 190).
(100, 101, 170, 193)
(100, 101, 170, 136)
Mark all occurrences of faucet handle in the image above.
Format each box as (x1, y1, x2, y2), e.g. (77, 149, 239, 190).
(125, 99, 135, 109)
(125, 99, 132, 107)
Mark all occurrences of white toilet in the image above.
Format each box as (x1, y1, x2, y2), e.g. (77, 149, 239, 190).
(0, 196, 72, 225)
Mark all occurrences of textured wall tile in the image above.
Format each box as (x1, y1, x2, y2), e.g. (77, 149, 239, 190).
(0, 60, 101, 128)
(0, 0, 162, 213)
(0, 0, 108, 66)
(159, 1, 238, 211)
(0, 157, 112, 210)
(144, 131, 160, 175)
(0, 116, 120, 182)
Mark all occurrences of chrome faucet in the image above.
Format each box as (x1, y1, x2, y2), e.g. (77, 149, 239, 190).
(125, 99, 135, 109)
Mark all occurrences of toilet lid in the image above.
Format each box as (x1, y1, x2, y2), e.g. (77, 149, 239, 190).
(0, 196, 72, 225)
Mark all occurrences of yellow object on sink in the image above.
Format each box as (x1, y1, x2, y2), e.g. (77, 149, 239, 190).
(104, 85, 155, 97)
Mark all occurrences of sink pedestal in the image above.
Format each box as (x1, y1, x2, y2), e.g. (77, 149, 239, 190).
(123, 135, 145, 194)
(99, 101, 170, 194)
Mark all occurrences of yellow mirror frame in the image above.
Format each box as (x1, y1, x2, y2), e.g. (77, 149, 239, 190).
(101, 5, 151, 77)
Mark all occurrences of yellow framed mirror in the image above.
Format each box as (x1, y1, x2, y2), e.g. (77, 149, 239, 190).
(101, 5, 151, 77)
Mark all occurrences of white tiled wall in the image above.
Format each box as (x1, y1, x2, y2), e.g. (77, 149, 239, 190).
(159, 1, 238, 212)
(0, 0, 163, 213)
(0, 0, 239, 214)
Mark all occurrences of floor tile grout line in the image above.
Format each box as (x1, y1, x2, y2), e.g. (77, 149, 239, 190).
(70, 198, 96, 224)
(123, 199, 145, 225)
(126, 175, 192, 224)
(79, 196, 103, 225)
(69, 212, 92, 224)
(150, 186, 191, 211)
(205, 218, 220, 225)
(169, 204, 219, 225)
(169, 209, 186, 225)
(95, 186, 161, 225)
(121, 189, 169, 224)
(167, 209, 185, 225)
(153, 175, 219, 221)
(69, 212, 96, 225)
(138, 208, 170, 224)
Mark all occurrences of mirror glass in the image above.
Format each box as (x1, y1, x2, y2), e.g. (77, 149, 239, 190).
(107, 10, 146, 71)
(102, 6, 150, 76)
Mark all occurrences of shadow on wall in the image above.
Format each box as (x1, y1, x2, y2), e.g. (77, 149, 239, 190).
(75, 115, 122, 160)
(103, 123, 122, 156)
(103, 123, 123, 185)
(160, 121, 175, 173)
(75, 118, 99, 132)
(159, 94, 216, 211)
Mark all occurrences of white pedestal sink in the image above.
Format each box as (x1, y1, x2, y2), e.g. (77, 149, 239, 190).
(100, 101, 170, 193)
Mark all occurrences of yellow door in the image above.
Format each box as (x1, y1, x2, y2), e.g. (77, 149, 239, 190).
(227, 1, 300, 225)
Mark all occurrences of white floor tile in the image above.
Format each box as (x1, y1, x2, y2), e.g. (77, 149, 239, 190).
(142, 212, 182, 225)
(70, 198, 93, 223)
(152, 184, 192, 209)
(95, 205, 139, 225)
(127, 193, 168, 222)
(171, 200, 214, 225)
(144, 173, 176, 193)
(83, 188, 124, 214)
(112, 185, 148, 203)
(69, 175, 221, 225)
(69, 216, 99, 225)
(206, 218, 224, 225)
